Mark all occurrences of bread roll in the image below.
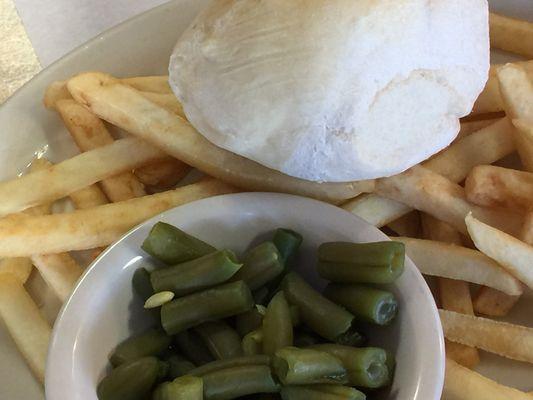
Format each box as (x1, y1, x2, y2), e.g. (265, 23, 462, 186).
(169, 0, 489, 182)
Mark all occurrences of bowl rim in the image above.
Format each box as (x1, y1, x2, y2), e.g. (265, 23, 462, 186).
(46, 192, 445, 400)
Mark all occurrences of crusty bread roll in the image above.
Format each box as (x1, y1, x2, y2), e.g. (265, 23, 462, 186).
(169, 0, 489, 182)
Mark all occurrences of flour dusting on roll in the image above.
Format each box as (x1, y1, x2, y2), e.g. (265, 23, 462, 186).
(169, 0, 489, 182)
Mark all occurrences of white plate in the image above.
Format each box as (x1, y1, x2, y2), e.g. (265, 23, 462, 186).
(46, 193, 444, 400)
(0, 0, 531, 398)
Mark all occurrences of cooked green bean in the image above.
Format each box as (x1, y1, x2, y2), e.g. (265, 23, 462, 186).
(242, 329, 263, 356)
(235, 307, 264, 336)
(165, 354, 195, 379)
(202, 365, 279, 400)
(272, 347, 348, 385)
(189, 355, 270, 376)
(97, 356, 165, 400)
(142, 222, 216, 264)
(150, 250, 242, 296)
(253, 287, 270, 305)
(109, 329, 171, 367)
(132, 267, 154, 301)
(293, 330, 321, 348)
(281, 273, 361, 344)
(324, 284, 398, 325)
(273, 228, 303, 266)
(195, 321, 243, 359)
(280, 385, 365, 400)
(263, 292, 293, 355)
(289, 305, 300, 327)
(232, 242, 283, 290)
(153, 375, 203, 400)
(310, 344, 392, 388)
(161, 281, 254, 335)
(318, 241, 405, 284)
(174, 330, 214, 366)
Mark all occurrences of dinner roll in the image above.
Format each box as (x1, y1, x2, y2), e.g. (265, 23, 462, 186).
(169, 0, 489, 182)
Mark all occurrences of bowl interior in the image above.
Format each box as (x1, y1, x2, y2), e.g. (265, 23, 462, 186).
(46, 192, 444, 400)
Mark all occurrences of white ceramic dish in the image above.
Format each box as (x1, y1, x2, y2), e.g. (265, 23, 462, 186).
(0, 0, 532, 398)
(46, 192, 444, 400)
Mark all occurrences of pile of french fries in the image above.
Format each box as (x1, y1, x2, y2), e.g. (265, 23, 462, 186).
(0, 10, 531, 399)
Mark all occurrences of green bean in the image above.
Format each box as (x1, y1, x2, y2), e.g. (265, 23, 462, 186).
(281, 273, 361, 344)
(195, 321, 243, 359)
(253, 287, 270, 305)
(165, 354, 195, 379)
(202, 365, 280, 400)
(189, 355, 270, 376)
(273, 228, 303, 266)
(141, 222, 215, 264)
(293, 330, 322, 347)
(161, 281, 254, 335)
(310, 344, 391, 388)
(289, 305, 300, 327)
(153, 375, 203, 400)
(109, 329, 171, 367)
(132, 267, 154, 301)
(242, 329, 263, 356)
(235, 307, 264, 336)
(150, 250, 242, 296)
(280, 385, 365, 400)
(97, 356, 165, 400)
(324, 284, 398, 325)
(262, 292, 293, 355)
(232, 242, 283, 290)
(318, 241, 405, 284)
(272, 347, 348, 385)
(174, 330, 214, 366)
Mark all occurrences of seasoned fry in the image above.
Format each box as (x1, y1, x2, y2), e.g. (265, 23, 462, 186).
(473, 287, 521, 317)
(387, 211, 420, 237)
(0, 179, 236, 257)
(346, 118, 516, 227)
(466, 214, 533, 290)
(69, 185, 108, 209)
(396, 237, 523, 296)
(489, 12, 533, 58)
(0, 273, 51, 383)
(443, 357, 531, 400)
(122, 75, 171, 94)
(55, 99, 147, 202)
(67, 72, 374, 203)
(465, 165, 533, 211)
(0, 258, 32, 283)
(139, 92, 185, 118)
(375, 166, 522, 236)
(421, 214, 479, 368)
(0, 137, 163, 217)
(440, 309, 533, 363)
(134, 157, 191, 193)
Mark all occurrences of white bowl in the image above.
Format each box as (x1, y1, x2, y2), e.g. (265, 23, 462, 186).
(46, 192, 444, 400)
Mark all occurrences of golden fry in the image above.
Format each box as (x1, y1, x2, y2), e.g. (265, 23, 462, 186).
(521, 212, 533, 246)
(489, 12, 533, 58)
(69, 185, 108, 209)
(122, 75, 171, 94)
(134, 157, 191, 193)
(457, 118, 502, 139)
(445, 340, 481, 370)
(473, 287, 521, 317)
(375, 166, 522, 236)
(67, 72, 374, 203)
(43, 80, 70, 109)
(139, 92, 185, 118)
(0, 258, 33, 283)
(341, 194, 411, 227)
(31, 253, 83, 302)
(512, 119, 533, 173)
(0, 274, 51, 383)
(440, 309, 533, 363)
(0, 179, 236, 257)
(443, 357, 531, 400)
(387, 211, 420, 238)
(465, 165, 533, 211)
(396, 237, 523, 296)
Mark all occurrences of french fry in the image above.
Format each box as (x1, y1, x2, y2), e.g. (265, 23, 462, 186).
(466, 213, 533, 290)
(134, 156, 191, 193)
(521, 212, 533, 246)
(345, 118, 516, 226)
(457, 117, 502, 139)
(512, 119, 533, 173)
(421, 214, 479, 368)
(43, 80, 70, 109)
(375, 166, 522, 236)
(443, 357, 531, 400)
(66, 72, 374, 203)
(138, 92, 185, 118)
(465, 165, 533, 211)
(473, 286, 521, 317)
(386, 211, 420, 237)
(0, 258, 32, 283)
(69, 185, 108, 209)
(440, 309, 533, 363)
(122, 75, 171, 94)
(472, 62, 533, 116)
(0, 273, 51, 383)
(0, 137, 163, 217)
(0, 179, 236, 257)
(489, 12, 533, 59)
(396, 237, 522, 296)
(31, 253, 83, 302)
(55, 99, 147, 202)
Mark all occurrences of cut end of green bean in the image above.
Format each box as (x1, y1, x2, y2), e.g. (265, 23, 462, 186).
(335, 327, 366, 347)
